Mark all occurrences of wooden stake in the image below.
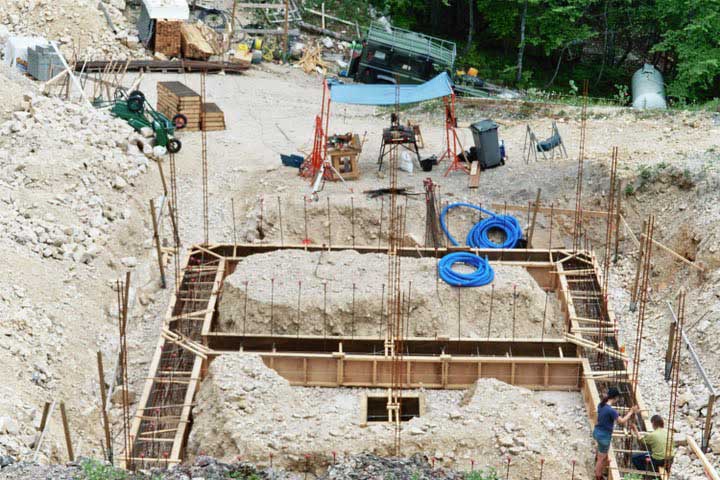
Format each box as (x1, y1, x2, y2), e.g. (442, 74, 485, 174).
(60, 401, 75, 462)
(33, 400, 56, 462)
(97, 352, 113, 464)
(150, 199, 166, 289)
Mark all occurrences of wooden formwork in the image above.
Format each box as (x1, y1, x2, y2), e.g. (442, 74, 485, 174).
(126, 243, 718, 479)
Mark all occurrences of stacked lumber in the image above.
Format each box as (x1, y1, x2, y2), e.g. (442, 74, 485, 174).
(157, 81, 201, 131)
(180, 24, 215, 60)
(201, 103, 225, 131)
(155, 20, 182, 57)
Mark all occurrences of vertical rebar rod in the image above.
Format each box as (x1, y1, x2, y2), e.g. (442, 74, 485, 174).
(573, 80, 589, 252)
(277, 196, 284, 246)
(350, 197, 356, 248)
(303, 196, 310, 244)
(200, 71, 209, 244)
(326, 197, 332, 248)
(457, 287, 461, 341)
(487, 284, 495, 339)
(323, 281, 328, 339)
(296, 281, 302, 338)
(631, 216, 654, 399)
(231, 198, 238, 246)
(665, 290, 686, 464)
(243, 281, 248, 336)
(270, 278, 275, 336)
(379, 283, 385, 339)
(378, 197, 384, 250)
(541, 290, 549, 341)
(548, 203, 554, 250)
(512, 284, 517, 341)
(351, 283, 356, 338)
(613, 182, 622, 262)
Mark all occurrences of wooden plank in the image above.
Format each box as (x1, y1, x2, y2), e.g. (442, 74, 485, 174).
(468, 161, 480, 188)
(688, 436, 720, 480)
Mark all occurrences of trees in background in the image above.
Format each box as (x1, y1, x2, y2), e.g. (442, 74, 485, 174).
(376, 0, 720, 102)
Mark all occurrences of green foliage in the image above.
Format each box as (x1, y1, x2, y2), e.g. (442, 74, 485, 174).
(623, 474, 644, 480)
(465, 467, 500, 480)
(80, 459, 128, 480)
(653, 0, 720, 100)
(613, 84, 630, 106)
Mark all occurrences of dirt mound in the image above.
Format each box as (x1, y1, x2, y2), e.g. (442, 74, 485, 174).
(218, 249, 562, 338)
(189, 355, 593, 478)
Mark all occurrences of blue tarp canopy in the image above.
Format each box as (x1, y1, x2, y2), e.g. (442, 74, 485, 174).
(329, 72, 453, 105)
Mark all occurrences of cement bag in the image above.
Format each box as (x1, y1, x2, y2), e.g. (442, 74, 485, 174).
(399, 150, 414, 173)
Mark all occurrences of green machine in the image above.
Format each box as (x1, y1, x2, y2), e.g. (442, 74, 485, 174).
(100, 89, 186, 153)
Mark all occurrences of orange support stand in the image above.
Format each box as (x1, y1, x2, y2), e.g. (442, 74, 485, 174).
(437, 94, 469, 176)
(300, 80, 332, 181)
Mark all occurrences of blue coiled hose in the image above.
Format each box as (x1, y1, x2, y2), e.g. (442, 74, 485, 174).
(439, 202, 522, 249)
(438, 252, 494, 287)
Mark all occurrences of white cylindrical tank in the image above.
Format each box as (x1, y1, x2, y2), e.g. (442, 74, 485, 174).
(632, 63, 667, 109)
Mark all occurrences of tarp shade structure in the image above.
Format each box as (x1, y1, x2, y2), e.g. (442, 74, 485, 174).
(329, 72, 453, 105)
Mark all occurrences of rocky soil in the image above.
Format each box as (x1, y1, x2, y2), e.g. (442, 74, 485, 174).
(0, 0, 144, 59)
(219, 249, 562, 338)
(188, 355, 594, 478)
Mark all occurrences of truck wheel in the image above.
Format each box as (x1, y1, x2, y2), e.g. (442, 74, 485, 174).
(172, 114, 188, 129)
(167, 138, 182, 154)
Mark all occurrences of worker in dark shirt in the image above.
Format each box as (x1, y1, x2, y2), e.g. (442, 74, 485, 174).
(593, 387, 639, 480)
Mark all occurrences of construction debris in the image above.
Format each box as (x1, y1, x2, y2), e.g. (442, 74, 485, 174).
(297, 43, 330, 74)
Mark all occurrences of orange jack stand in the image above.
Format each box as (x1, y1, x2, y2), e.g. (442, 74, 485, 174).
(437, 94, 469, 176)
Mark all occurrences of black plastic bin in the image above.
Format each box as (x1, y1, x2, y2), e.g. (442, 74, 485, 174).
(470, 119, 503, 169)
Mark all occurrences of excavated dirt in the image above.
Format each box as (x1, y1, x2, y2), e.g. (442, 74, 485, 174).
(218, 249, 563, 338)
(189, 354, 594, 478)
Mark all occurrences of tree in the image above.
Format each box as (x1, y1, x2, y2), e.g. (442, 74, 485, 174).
(653, 0, 720, 100)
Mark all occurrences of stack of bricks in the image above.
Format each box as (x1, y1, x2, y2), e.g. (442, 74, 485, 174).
(157, 81, 201, 131)
(155, 20, 182, 58)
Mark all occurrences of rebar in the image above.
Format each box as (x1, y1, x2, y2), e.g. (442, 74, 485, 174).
(665, 290, 686, 463)
(200, 71, 209, 244)
(573, 80, 589, 252)
(277, 196, 284, 246)
(631, 216, 654, 398)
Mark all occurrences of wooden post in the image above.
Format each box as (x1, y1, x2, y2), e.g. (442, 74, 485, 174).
(97, 352, 113, 464)
(60, 401, 75, 462)
(321, 2, 326, 30)
(150, 199, 166, 289)
(527, 188, 542, 248)
(703, 394, 716, 452)
(33, 400, 56, 462)
(38, 402, 51, 433)
(664, 319, 676, 382)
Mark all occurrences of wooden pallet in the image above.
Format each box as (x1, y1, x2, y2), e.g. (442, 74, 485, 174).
(157, 81, 201, 131)
(155, 20, 182, 57)
(201, 102, 225, 131)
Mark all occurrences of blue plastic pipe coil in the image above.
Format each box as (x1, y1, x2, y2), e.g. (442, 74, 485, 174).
(438, 252, 494, 287)
(439, 202, 522, 249)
